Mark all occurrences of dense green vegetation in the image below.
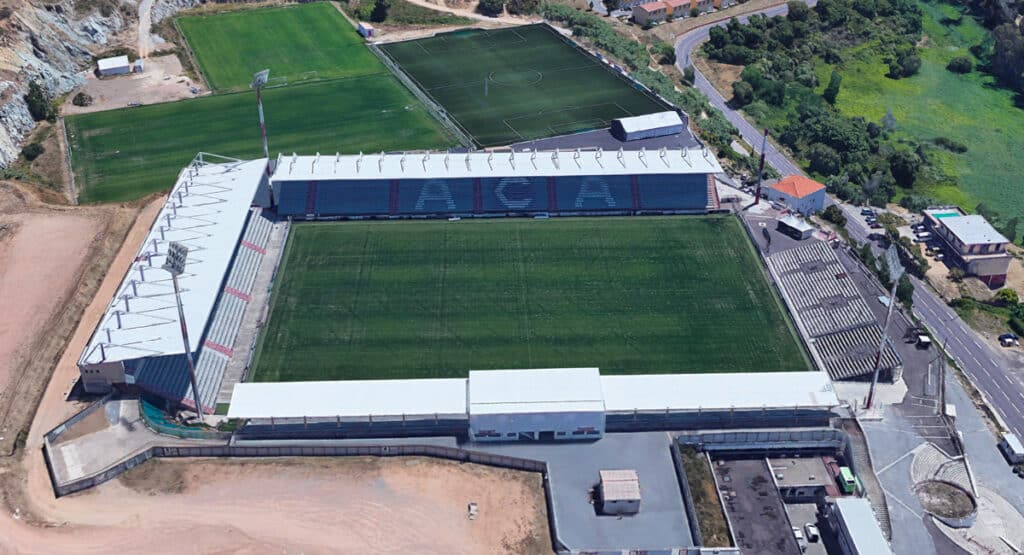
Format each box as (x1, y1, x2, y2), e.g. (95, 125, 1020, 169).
(340, 0, 474, 26)
(66, 76, 453, 203)
(380, 24, 668, 146)
(178, 3, 380, 91)
(252, 217, 808, 382)
(704, 0, 1024, 239)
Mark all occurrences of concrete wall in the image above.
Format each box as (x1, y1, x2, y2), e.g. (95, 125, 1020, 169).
(469, 410, 605, 441)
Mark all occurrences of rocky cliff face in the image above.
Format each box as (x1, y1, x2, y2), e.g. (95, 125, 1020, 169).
(0, 1, 135, 165)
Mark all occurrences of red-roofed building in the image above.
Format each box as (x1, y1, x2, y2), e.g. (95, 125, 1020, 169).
(766, 175, 826, 215)
(633, 1, 668, 24)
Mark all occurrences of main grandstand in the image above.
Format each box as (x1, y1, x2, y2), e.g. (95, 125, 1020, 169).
(271, 148, 721, 218)
(77, 147, 726, 412)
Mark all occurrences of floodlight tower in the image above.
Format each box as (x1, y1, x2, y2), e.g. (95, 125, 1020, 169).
(865, 245, 904, 410)
(162, 241, 205, 420)
(251, 69, 272, 172)
(753, 128, 768, 206)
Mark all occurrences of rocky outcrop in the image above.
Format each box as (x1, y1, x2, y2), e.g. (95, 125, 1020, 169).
(152, 0, 201, 23)
(0, 0, 140, 165)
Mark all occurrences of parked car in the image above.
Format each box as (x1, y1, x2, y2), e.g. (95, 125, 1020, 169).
(1000, 333, 1021, 347)
(912, 223, 927, 231)
(792, 527, 807, 552)
(869, 222, 883, 229)
(865, 216, 878, 223)
(934, 253, 945, 261)
(917, 335, 933, 349)
(804, 523, 820, 542)
(860, 208, 876, 216)
(914, 232, 932, 242)
(868, 232, 886, 241)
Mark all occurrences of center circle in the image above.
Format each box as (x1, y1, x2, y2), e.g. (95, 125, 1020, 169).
(487, 69, 543, 87)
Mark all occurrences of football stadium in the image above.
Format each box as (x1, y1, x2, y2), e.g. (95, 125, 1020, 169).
(72, 11, 819, 441)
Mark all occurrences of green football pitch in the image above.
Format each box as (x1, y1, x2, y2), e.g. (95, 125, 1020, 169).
(66, 75, 453, 203)
(251, 216, 809, 382)
(178, 3, 380, 91)
(379, 24, 670, 147)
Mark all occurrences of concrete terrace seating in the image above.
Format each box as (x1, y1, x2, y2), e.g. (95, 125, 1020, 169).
(812, 325, 901, 381)
(135, 209, 274, 412)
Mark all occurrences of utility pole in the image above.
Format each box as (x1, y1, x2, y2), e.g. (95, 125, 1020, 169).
(753, 128, 769, 205)
(162, 241, 205, 420)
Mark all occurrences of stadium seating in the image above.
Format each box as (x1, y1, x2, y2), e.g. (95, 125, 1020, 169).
(134, 209, 274, 412)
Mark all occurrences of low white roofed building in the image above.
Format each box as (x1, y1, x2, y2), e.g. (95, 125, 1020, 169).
(610, 111, 685, 141)
(599, 469, 641, 515)
(923, 207, 1011, 287)
(97, 55, 131, 76)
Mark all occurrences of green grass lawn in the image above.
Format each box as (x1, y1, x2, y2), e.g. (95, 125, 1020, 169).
(66, 75, 453, 203)
(177, 3, 380, 91)
(251, 216, 809, 382)
(379, 24, 669, 147)
(823, 1, 1024, 226)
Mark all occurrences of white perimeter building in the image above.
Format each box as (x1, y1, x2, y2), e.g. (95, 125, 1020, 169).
(97, 55, 131, 76)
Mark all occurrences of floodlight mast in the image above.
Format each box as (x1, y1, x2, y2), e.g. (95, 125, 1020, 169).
(162, 241, 205, 420)
(252, 69, 271, 171)
(866, 246, 905, 410)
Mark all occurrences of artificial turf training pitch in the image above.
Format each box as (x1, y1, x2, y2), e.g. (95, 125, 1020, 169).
(178, 3, 380, 91)
(379, 24, 670, 147)
(251, 216, 809, 382)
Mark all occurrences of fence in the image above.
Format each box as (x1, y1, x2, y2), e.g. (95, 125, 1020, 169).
(368, 44, 476, 149)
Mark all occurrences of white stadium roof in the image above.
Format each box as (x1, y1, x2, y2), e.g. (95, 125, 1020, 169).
(600, 372, 839, 413)
(79, 157, 268, 366)
(468, 368, 605, 415)
(227, 378, 468, 419)
(271, 148, 722, 182)
(833, 498, 893, 555)
(97, 55, 129, 71)
(613, 111, 684, 134)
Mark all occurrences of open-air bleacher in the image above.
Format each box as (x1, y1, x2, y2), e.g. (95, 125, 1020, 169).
(768, 241, 902, 381)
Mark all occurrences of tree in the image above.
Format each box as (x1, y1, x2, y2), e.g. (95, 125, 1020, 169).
(821, 204, 847, 226)
(690, 7, 700, 17)
(21, 143, 44, 161)
(1001, 217, 1019, 243)
(732, 81, 754, 106)
(946, 56, 973, 74)
(896, 274, 914, 308)
(949, 267, 965, 282)
(995, 288, 1020, 306)
(888, 51, 921, 78)
(822, 70, 842, 105)
(478, 0, 504, 16)
(860, 242, 877, 270)
(889, 149, 920, 187)
(786, 0, 810, 21)
(881, 107, 897, 131)
(369, 0, 389, 22)
(807, 143, 841, 176)
(682, 66, 695, 85)
(24, 81, 53, 122)
(992, 23, 1024, 92)
(653, 42, 676, 65)
(72, 92, 93, 107)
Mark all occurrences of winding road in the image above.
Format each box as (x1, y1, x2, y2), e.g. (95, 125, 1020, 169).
(674, 5, 1024, 439)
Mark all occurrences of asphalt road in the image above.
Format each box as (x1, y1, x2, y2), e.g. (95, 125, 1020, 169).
(675, 5, 1024, 439)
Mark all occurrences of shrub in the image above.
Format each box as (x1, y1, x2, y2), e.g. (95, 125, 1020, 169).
(821, 204, 847, 226)
(994, 288, 1020, 306)
(889, 149, 920, 187)
(822, 70, 842, 105)
(946, 56, 973, 74)
(24, 81, 55, 122)
(507, 0, 540, 15)
(949, 267, 965, 282)
(690, 7, 699, 17)
(478, 0, 504, 16)
(896, 274, 914, 308)
(21, 143, 44, 161)
(72, 92, 94, 107)
(933, 136, 967, 153)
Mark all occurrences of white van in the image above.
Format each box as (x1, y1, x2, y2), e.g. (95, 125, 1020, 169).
(913, 232, 932, 242)
(999, 432, 1024, 464)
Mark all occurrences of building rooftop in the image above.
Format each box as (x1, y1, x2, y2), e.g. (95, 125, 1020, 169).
(832, 497, 893, 555)
(938, 214, 1008, 246)
(79, 156, 268, 367)
(97, 55, 129, 71)
(227, 378, 469, 419)
(635, 1, 666, 11)
(613, 111, 684, 134)
(468, 368, 605, 415)
(271, 148, 721, 182)
(600, 469, 641, 501)
(600, 372, 839, 413)
(770, 175, 825, 199)
(768, 457, 832, 488)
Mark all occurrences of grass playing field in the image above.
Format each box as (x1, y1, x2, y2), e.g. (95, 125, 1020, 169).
(67, 75, 453, 203)
(379, 24, 670, 147)
(251, 216, 809, 382)
(178, 3, 380, 91)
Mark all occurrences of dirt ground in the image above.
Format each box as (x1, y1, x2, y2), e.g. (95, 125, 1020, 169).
(0, 180, 553, 554)
(646, 0, 788, 43)
(916, 481, 975, 519)
(694, 55, 743, 100)
(61, 55, 206, 116)
(0, 182, 145, 453)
